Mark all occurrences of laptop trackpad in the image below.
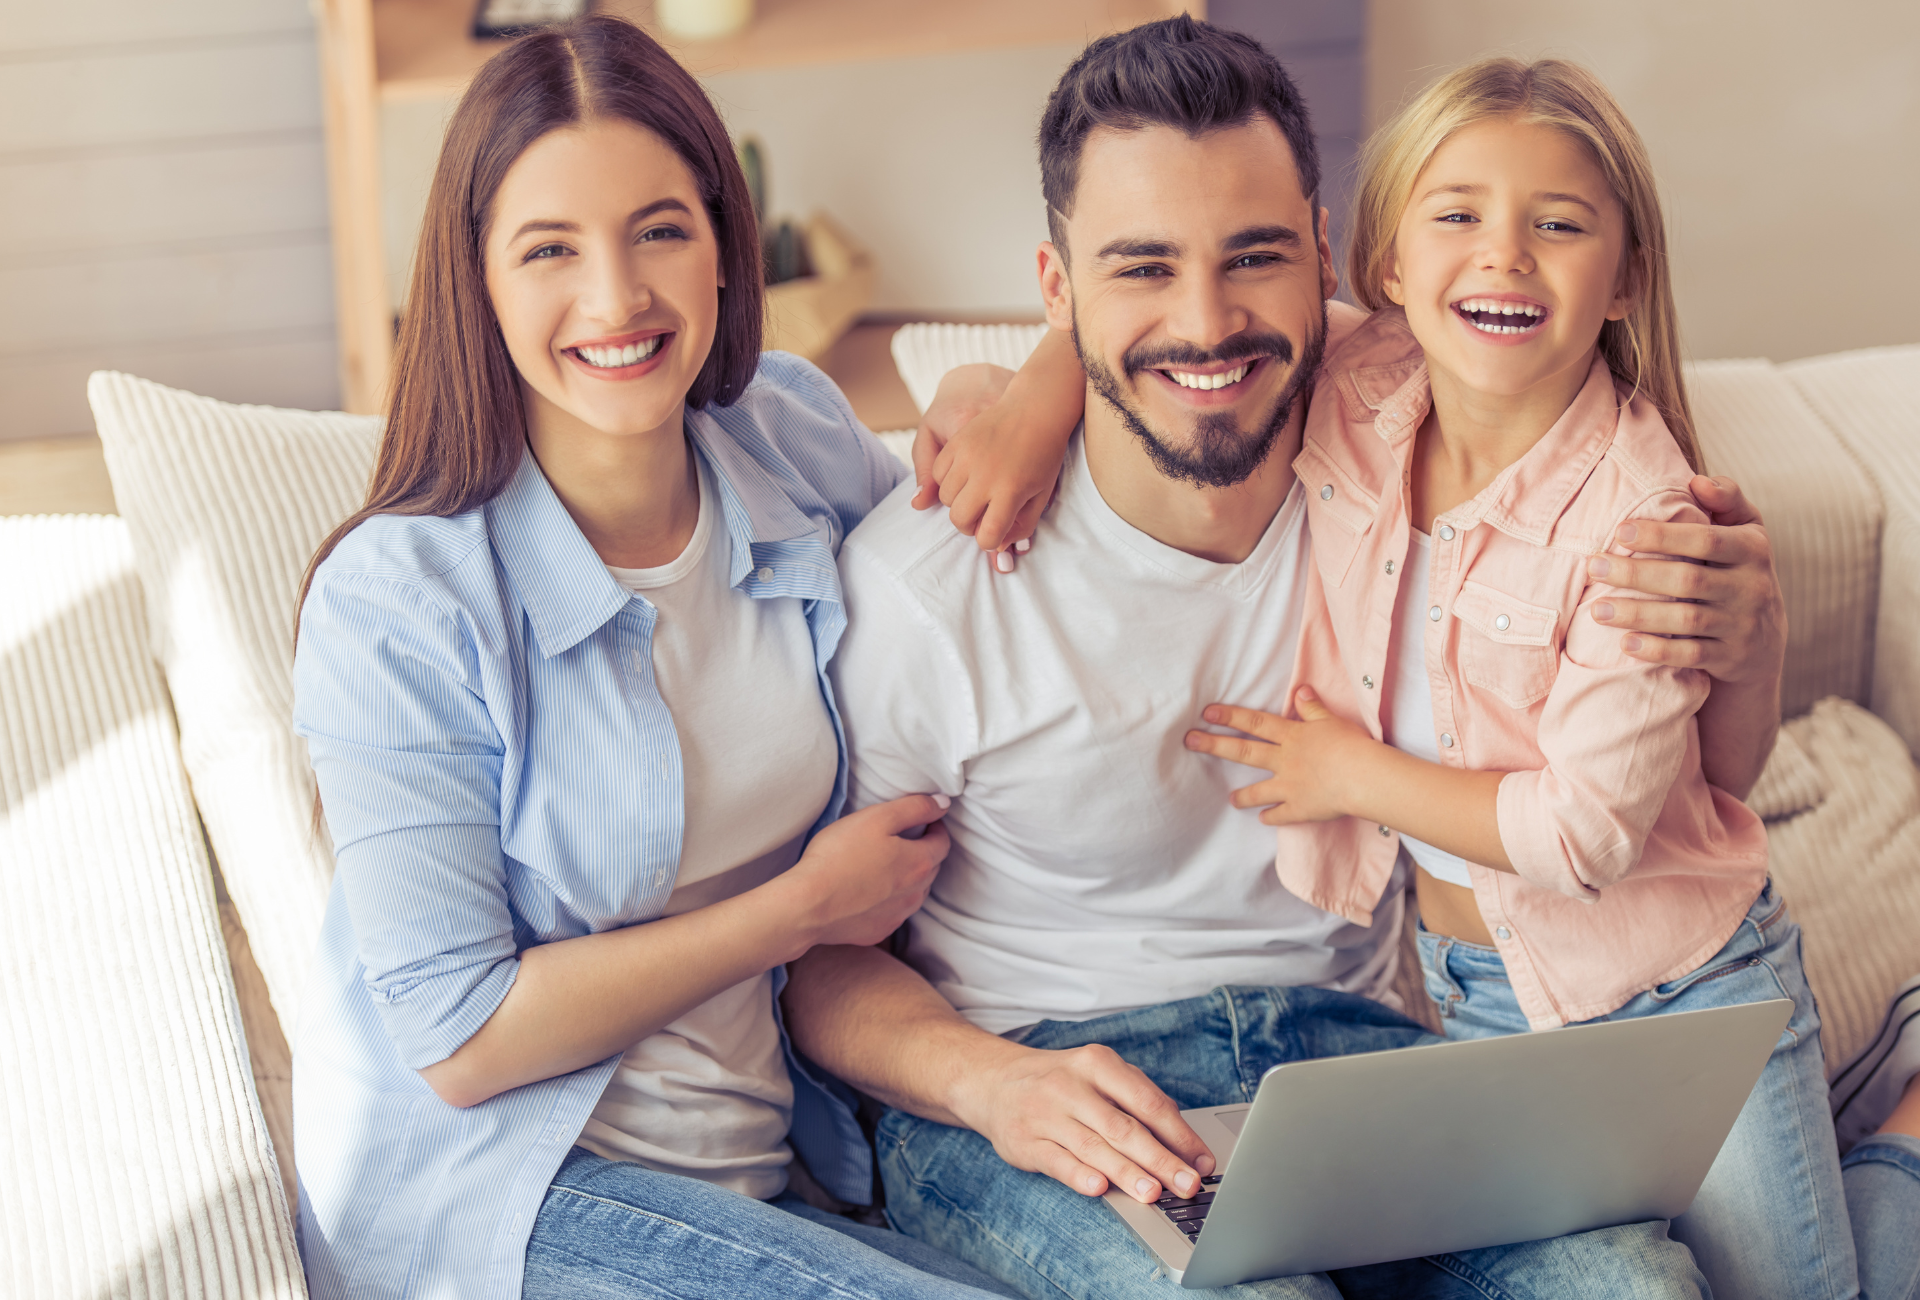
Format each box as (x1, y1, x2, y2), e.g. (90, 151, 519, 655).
(1214, 1107, 1251, 1137)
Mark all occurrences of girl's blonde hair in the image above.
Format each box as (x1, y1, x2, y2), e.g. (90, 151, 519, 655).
(1349, 57, 1700, 472)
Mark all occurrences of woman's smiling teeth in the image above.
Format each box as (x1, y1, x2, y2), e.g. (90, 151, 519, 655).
(1454, 299, 1548, 334)
(573, 336, 664, 368)
(1164, 362, 1253, 391)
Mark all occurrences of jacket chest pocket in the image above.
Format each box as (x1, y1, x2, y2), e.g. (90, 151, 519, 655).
(1297, 442, 1378, 589)
(1452, 579, 1560, 709)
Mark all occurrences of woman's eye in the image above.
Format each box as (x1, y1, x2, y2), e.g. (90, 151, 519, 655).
(637, 224, 689, 244)
(525, 243, 568, 261)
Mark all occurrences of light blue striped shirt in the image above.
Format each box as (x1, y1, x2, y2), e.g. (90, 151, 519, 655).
(291, 353, 906, 1300)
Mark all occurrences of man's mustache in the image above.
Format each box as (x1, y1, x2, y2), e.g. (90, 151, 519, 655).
(1122, 332, 1296, 381)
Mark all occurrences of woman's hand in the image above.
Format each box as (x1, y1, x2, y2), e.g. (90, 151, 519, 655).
(777, 793, 953, 952)
(1183, 691, 1378, 825)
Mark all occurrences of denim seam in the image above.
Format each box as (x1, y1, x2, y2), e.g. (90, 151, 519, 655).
(1222, 988, 1253, 1102)
(886, 1135, 1078, 1300)
(542, 1186, 875, 1300)
(1422, 1250, 1517, 1299)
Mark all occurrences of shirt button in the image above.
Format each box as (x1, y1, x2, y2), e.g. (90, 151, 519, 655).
(1428, 605, 1442, 622)
(1494, 613, 1511, 631)
(1362, 674, 1375, 690)
(1320, 485, 1334, 500)
(756, 565, 774, 582)
(1385, 559, 1396, 575)
(1378, 824, 1391, 837)
(1440, 733, 1454, 748)
(1495, 926, 1512, 940)
(1438, 525, 1456, 541)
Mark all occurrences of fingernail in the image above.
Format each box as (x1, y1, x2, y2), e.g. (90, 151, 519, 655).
(1184, 731, 1201, 749)
(1014, 538, 1032, 553)
(1616, 523, 1638, 544)
(1196, 1154, 1215, 1176)
(1622, 634, 1642, 652)
(1175, 1171, 1197, 1195)
(1084, 1175, 1103, 1194)
(1592, 601, 1614, 622)
(1135, 1178, 1156, 1199)
(1587, 555, 1611, 578)
(994, 550, 1015, 573)
(1203, 705, 1223, 723)
(932, 793, 951, 810)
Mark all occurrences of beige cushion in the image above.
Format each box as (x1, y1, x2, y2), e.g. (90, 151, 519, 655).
(88, 371, 380, 1041)
(1757, 697, 1920, 1073)
(1781, 346, 1920, 757)
(1686, 359, 1884, 719)
(0, 515, 302, 1299)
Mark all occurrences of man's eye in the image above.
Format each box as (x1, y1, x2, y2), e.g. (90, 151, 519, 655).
(1230, 253, 1281, 270)
(1120, 264, 1169, 279)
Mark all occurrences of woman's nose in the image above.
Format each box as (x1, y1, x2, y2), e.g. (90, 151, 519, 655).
(581, 252, 652, 327)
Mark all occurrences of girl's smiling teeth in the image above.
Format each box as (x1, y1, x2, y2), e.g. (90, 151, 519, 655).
(1453, 298, 1549, 335)
(571, 335, 665, 368)
(1162, 361, 1253, 391)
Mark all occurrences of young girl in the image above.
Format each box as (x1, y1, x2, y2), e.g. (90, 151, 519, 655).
(913, 54, 1920, 1300)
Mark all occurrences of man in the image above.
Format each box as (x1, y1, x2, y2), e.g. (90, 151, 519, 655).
(784, 17, 1780, 1299)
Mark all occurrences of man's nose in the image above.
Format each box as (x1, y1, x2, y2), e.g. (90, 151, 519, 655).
(1163, 271, 1249, 351)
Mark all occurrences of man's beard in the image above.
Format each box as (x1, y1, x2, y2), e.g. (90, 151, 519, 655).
(1077, 304, 1328, 490)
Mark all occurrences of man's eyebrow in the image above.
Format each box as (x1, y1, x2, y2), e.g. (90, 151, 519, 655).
(1095, 236, 1182, 261)
(508, 198, 693, 243)
(1222, 224, 1302, 253)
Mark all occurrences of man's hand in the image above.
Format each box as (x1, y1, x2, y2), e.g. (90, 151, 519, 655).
(1589, 475, 1787, 685)
(947, 1037, 1216, 1204)
(1183, 693, 1375, 825)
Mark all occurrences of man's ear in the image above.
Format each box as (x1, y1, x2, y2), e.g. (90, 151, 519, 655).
(1038, 240, 1074, 333)
(1317, 206, 1339, 301)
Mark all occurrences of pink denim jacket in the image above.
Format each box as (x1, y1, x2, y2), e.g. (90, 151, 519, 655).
(1280, 308, 1768, 1029)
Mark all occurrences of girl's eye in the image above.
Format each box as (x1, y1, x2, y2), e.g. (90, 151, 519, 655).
(1436, 212, 1478, 224)
(1539, 219, 1585, 233)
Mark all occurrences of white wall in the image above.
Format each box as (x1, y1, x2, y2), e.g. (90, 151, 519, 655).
(1368, 0, 1920, 363)
(0, 0, 337, 442)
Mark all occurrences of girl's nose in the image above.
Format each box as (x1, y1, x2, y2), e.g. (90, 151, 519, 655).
(1477, 222, 1535, 277)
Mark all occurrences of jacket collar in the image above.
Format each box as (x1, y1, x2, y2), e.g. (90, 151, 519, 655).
(488, 415, 827, 660)
(1366, 352, 1620, 547)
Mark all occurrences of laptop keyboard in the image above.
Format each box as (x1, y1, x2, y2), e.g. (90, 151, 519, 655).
(1157, 1174, 1223, 1242)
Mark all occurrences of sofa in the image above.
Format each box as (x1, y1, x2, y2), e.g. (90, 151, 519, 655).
(2, 331, 1916, 1297)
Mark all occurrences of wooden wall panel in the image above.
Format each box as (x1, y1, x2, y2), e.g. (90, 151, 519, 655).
(0, 0, 310, 55)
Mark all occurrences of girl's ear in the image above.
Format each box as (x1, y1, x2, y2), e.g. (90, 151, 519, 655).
(1607, 246, 1643, 323)
(1380, 243, 1406, 307)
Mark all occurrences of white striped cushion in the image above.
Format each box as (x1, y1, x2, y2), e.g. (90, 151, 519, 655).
(0, 515, 303, 1299)
(888, 322, 1050, 414)
(87, 372, 380, 1043)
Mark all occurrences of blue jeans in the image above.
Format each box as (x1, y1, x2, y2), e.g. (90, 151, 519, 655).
(1842, 1133, 1920, 1300)
(1418, 881, 1871, 1300)
(524, 1145, 1022, 1299)
(877, 985, 1706, 1299)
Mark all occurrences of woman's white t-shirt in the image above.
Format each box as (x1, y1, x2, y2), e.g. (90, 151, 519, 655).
(577, 453, 838, 1198)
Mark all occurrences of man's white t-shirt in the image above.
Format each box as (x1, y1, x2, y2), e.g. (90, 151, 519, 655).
(832, 432, 1403, 1036)
(578, 452, 838, 1198)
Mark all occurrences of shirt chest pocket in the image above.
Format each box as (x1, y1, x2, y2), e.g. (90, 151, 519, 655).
(1452, 579, 1561, 709)
(1297, 442, 1378, 589)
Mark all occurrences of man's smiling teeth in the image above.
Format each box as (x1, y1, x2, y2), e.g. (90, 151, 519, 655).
(574, 336, 663, 368)
(1456, 300, 1547, 334)
(1165, 362, 1252, 390)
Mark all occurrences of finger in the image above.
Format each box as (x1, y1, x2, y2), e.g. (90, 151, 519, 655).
(1183, 729, 1282, 771)
(1590, 595, 1723, 639)
(975, 490, 1034, 554)
(1686, 474, 1763, 528)
(1588, 550, 1736, 602)
(942, 477, 990, 539)
(1608, 519, 1755, 568)
(1058, 1118, 1170, 1203)
(1291, 687, 1331, 722)
(1620, 631, 1715, 672)
(1198, 702, 1293, 742)
(1005, 496, 1048, 550)
(914, 818, 952, 865)
(911, 423, 942, 497)
(867, 792, 954, 837)
(1229, 778, 1288, 810)
(1089, 1058, 1215, 1188)
(1030, 1142, 1117, 1199)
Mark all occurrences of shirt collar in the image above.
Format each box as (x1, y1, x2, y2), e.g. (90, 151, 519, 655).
(488, 414, 828, 660)
(1367, 352, 1621, 546)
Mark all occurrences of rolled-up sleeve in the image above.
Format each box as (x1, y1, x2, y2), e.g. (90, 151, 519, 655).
(1495, 493, 1711, 897)
(294, 570, 518, 1070)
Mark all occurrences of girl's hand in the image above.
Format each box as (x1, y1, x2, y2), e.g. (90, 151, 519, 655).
(909, 363, 1015, 510)
(911, 369, 1059, 571)
(1183, 690, 1380, 825)
(779, 793, 953, 952)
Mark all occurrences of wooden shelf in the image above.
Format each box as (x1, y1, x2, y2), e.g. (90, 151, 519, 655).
(375, 0, 1194, 101)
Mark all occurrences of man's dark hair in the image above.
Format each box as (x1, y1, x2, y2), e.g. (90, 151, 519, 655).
(1038, 15, 1318, 258)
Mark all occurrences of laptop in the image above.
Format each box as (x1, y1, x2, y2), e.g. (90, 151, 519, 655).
(1105, 998, 1791, 1289)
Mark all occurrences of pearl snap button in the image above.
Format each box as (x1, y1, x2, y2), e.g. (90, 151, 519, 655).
(1320, 485, 1334, 500)
(1496, 926, 1512, 940)
(1494, 613, 1511, 631)
(1428, 605, 1442, 622)
(1440, 733, 1454, 748)
(1385, 560, 1396, 575)
(1438, 525, 1456, 541)
(1362, 675, 1375, 689)
(757, 566, 774, 582)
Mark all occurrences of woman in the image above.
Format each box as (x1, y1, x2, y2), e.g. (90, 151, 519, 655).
(292, 17, 1017, 1300)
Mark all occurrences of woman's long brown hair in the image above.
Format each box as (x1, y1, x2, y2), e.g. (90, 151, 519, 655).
(297, 14, 764, 619)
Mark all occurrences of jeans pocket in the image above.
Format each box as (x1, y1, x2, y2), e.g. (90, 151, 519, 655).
(1416, 931, 1464, 1020)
